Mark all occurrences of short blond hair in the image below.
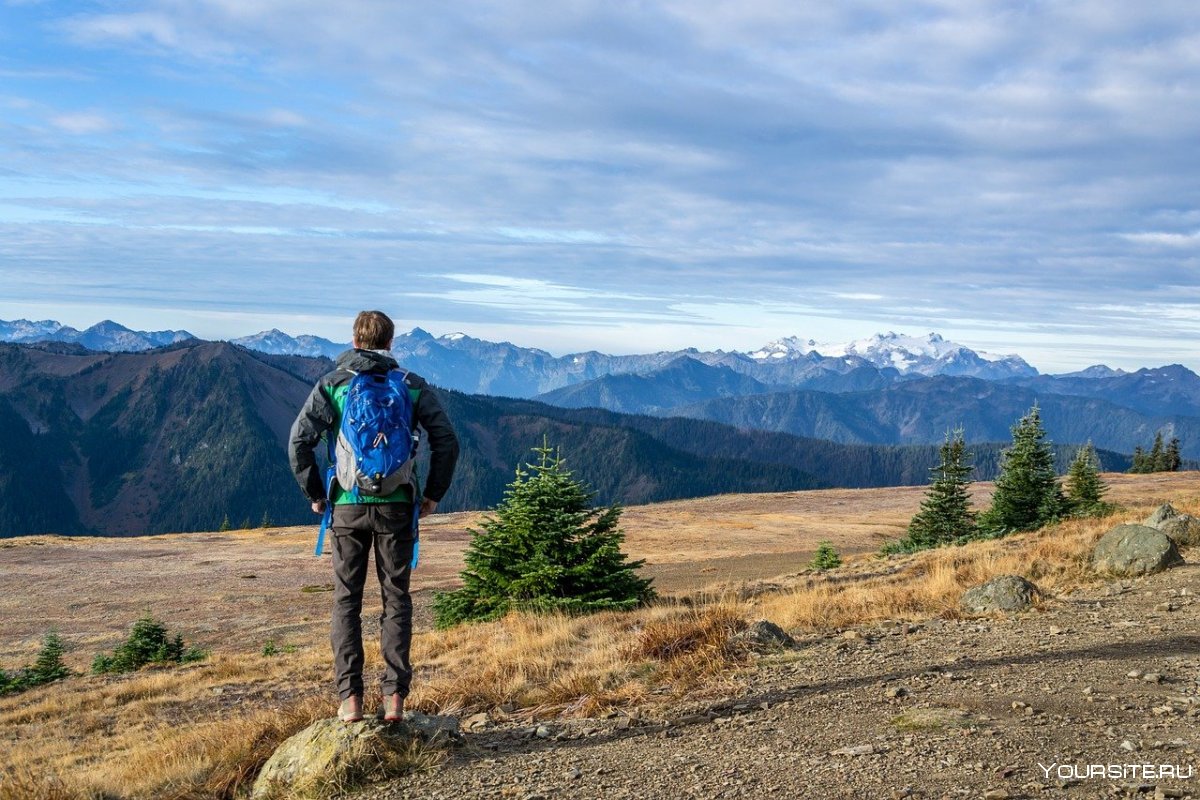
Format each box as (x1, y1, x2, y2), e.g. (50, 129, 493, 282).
(353, 310, 395, 350)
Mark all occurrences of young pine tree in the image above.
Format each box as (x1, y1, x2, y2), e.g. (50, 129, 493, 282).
(810, 541, 842, 570)
(903, 428, 977, 550)
(1065, 441, 1108, 516)
(1130, 446, 1148, 474)
(1149, 432, 1166, 472)
(979, 405, 1065, 534)
(1166, 437, 1183, 472)
(432, 442, 655, 628)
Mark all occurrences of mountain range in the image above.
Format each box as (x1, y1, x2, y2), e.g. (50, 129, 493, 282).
(0, 339, 1126, 538)
(2, 317, 1193, 538)
(2, 319, 1046, 396)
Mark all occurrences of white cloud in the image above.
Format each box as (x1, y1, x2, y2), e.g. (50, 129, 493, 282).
(48, 112, 117, 135)
(64, 11, 183, 49)
(1120, 231, 1200, 247)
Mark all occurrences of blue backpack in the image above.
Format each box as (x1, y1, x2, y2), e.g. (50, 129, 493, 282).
(315, 369, 420, 561)
(335, 369, 418, 497)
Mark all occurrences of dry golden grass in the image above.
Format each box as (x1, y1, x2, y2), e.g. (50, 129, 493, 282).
(2, 475, 1195, 799)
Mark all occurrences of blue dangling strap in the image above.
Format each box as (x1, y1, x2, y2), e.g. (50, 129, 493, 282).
(410, 488, 420, 570)
(315, 435, 338, 557)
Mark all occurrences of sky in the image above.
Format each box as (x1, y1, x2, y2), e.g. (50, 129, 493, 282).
(1, 1, 1199, 372)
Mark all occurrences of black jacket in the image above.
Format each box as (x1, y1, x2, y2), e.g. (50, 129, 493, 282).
(288, 349, 459, 505)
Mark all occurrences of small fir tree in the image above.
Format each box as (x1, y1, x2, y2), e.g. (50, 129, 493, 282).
(432, 442, 654, 628)
(979, 405, 1065, 534)
(1130, 446, 1148, 474)
(1065, 441, 1109, 515)
(1166, 437, 1183, 472)
(259, 510, 272, 529)
(810, 541, 842, 570)
(28, 630, 71, 685)
(1149, 432, 1166, 472)
(218, 514, 231, 532)
(0, 630, 73, 695)
(902, 428, 978, 550)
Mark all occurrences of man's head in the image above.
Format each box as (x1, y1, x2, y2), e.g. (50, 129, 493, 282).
(352, 310, 395, 351)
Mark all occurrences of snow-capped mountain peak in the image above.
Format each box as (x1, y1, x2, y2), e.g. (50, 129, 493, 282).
(747, 331, 1037, 379)
(746, 336, 820, 360)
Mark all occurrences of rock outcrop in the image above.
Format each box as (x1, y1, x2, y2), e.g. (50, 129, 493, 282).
(1143, 503, 1200, 548)
(960, 575, 1040, 613)
(1091, 524, 1184, 576)
(252, 712, 462, 799)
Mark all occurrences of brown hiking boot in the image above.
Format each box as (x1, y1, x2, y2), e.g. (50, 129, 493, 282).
(379, 693, 404, 722)
(338, 695, 363, 723)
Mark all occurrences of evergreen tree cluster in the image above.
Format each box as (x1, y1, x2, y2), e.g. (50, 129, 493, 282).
(1129, 432, 1182, 474)
(433, 442, 655, 629)
(91, 615, 207, 675)
(885, 406, 1113, 555)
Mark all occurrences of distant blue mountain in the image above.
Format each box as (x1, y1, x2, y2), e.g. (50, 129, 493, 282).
(1009, 365, 1200, 418)
(230, 328, 346, 359)
(0, 318, 193, 352)
(668, 375, 1200, 460)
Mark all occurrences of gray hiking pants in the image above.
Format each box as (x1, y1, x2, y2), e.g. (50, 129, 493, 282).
(330, 503, 416, 701)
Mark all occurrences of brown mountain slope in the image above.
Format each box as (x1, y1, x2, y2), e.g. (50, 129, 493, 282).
(0, 340, 313, 535)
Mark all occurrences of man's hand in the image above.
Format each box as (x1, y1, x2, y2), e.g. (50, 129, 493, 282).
(419, 498, 438, 518)
(311, 499, 327, 515)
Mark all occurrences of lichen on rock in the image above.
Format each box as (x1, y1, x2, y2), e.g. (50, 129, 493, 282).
(251, 712, 462, 799)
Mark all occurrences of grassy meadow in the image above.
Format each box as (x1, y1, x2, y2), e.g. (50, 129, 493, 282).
(1, 472, 1197, 799)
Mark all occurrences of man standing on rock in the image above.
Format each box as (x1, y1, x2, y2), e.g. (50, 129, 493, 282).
(289, 310, 459, 723)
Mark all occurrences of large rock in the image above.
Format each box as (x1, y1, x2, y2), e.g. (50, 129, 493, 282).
(730, 619, 797, 653)
(1143, 503, 1200, 547)
(1091, 524, 1184, 576)
(960, 575, 1040, 613)
(252, 712, 462, 799)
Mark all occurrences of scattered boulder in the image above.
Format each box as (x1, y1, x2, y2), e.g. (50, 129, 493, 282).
(251, 712, 462, 799)
(1145, 503, 1180, 528)
(960, 575, 1040, 613)
(1143, 505, 1200, 548)
(1091, 524, 1184, 576)
(1160, 515, 1200, 547)
(731, 619, 797, 653)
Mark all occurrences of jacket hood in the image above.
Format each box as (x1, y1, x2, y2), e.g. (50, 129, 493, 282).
(334, 348, 399, 373)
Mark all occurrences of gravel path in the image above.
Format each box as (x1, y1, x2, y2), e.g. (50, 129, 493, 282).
(361, 563, 1200, 800)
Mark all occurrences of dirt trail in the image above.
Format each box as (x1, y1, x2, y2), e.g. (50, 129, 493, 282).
(369, 562, 1200, 800)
